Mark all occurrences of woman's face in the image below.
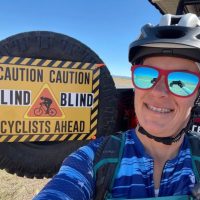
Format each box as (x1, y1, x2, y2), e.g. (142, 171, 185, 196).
(134, 56, 199, 137)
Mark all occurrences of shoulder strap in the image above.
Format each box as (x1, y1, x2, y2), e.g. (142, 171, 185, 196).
(93, 133, 125, 200)
(188, 133, 200, 182)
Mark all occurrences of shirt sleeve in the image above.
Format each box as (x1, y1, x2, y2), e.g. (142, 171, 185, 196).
(33, 137, 104, 200)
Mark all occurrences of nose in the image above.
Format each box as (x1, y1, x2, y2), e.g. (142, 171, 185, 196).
(150, 76, 169, 97)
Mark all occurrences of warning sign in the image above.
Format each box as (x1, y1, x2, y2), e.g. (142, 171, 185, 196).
(0, 56, 101, 142)
(0, 89, 31, 106)
(25, 84, 65, 118)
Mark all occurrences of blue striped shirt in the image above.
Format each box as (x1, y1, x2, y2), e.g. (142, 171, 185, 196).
(33, 129, 196, 199)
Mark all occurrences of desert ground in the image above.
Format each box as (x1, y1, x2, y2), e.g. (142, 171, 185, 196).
(0, 76, 132, 200)
(113, 75, 132, 88)
(0, 169, 49, 200)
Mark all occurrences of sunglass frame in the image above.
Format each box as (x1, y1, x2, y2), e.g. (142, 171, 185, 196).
(131, 65, 200, 97)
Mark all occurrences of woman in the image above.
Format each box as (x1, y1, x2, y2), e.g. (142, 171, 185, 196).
(34, 13, 200, 200)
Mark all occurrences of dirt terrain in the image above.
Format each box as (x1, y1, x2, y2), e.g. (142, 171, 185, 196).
(113, 75, 132, 88)
(0, 76, 132, 200)
(0, 169, 49, 200)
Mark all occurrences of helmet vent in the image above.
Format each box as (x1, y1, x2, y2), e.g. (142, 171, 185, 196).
(196, 34, 200, 39)
(156, 29, 185, 39)
(171, 17, 181, 25)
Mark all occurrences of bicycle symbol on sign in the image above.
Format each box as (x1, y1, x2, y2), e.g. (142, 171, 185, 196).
(34, 96, 57, 116)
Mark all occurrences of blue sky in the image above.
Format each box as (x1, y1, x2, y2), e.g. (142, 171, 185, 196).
(0, 0, 161, 77)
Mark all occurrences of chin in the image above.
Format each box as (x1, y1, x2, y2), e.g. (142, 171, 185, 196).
(140, 121, 171, 137)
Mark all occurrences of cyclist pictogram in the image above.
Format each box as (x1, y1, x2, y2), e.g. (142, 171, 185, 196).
(24, 84, 65, 118)
(34, 96, 57, 116)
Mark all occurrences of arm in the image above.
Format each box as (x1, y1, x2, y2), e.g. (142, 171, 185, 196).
(33, 138, 103, 200)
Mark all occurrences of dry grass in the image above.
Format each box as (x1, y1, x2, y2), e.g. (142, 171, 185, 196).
(112, 76, 132, 88)
(0, 169, 50, 200)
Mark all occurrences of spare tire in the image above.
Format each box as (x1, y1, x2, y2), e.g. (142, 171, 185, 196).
(0, 31, 117, 178)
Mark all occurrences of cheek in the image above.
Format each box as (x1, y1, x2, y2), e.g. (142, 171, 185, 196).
(176, 95, 196, 116)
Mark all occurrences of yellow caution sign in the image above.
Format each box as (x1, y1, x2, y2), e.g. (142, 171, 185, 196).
(0, 56, 103, 142)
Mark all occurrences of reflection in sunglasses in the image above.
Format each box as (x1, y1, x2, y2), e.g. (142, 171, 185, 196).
(170, 80, 185, 88)
(180, 87, 192, 95)
(169, 80, 192, 95)
(151, 78, 157, 84)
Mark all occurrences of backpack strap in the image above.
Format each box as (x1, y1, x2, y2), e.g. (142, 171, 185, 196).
(188, 133, 200, 182)
(93, 132, 125, 200)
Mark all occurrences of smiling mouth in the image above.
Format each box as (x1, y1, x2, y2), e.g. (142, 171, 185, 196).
(145, 103, 174, 114)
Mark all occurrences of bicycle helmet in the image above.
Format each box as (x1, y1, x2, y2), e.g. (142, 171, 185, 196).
(129, 13, 200, 145)
(129, 13, 200, 64)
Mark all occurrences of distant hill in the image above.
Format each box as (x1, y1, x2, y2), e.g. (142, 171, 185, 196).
(112, 75, 133, 88)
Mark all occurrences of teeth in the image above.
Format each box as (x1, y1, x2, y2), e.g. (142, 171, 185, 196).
(147, 104, 172, 113)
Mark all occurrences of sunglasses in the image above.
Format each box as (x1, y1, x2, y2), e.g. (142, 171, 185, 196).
(131, 65, 200, 97)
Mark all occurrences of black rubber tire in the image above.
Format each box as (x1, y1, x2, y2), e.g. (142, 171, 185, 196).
(0, 31, 117, 178)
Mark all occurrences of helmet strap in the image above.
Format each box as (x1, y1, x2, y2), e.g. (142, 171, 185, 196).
(138, 125, 185, 145)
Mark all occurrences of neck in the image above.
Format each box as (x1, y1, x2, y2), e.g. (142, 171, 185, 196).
(135, 126, 184, 162)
